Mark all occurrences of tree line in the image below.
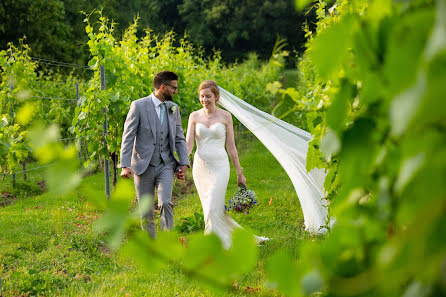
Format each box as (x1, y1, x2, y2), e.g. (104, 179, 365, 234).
(0, 0, 313, 66)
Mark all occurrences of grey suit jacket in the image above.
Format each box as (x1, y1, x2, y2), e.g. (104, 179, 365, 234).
(119, 93, 189, 175)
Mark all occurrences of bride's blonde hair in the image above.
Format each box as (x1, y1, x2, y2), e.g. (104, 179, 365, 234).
(198, 80, 220, 102)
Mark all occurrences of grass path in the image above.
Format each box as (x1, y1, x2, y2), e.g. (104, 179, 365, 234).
(0, 134, 308, 296)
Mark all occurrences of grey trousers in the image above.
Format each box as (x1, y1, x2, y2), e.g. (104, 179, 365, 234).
(134, 160, 176, 238)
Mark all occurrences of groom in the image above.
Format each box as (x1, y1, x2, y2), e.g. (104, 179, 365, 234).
(119, 71, 189, 238)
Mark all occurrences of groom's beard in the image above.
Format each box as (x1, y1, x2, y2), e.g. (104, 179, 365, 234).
(164, 91, 173, 101)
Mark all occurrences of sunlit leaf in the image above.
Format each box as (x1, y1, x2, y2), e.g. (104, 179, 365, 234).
(320, 129, 341, 161)
(266, 81, 282, 96)
(390, 71, 426, 137)
(394, 153, 425, 195)
(16, 90, 32, 100)
(402, 281, 432, 297)
(295, 0, 314, 11)
(28, 123, 60, 151)
(88, 57, 99, 69)
(16, 102, 36, 125)
(309, 14, 358, 80)
(367, 0, 392, 25)
(1, 116, 9, 127)
(46, 158, 82, 195)
(424, 0, 446, 61)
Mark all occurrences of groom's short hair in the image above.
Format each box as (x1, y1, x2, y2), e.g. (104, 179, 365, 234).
(153, 71, 178, 89)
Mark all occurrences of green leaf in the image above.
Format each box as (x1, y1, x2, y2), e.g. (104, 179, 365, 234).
(78, 111, 86, 120)
(109, 92, 119, 102)
(402, 281, 432, 297)
(226, 229, 257, 275)
(120, 231, 165, 273)
(183, 233, 234, 287)
(88, 57, 99, 69)
(301, 269, 324, 295)
(16, 102, 36, 125)
(46, 156, 82, 196)
(309, 14, 358, 80)
(153, 231, 185, 262)
(424, 0, 446, 61)
(366, 0, 392, 25)
(306, 139, 326, 170)
(324, 166, 337, 192)
(326, 79, 355, 134)
(266, 81, 282, 95)
(88, 141, 99, 153)
(390, 71, 426, 137)
(266, 250, 299, 296)
(295, 0, 314, 11)
(394, 152, 425, 195)
(320, 129, 341, 162)
(94, 209, 128, 250)
(383, 9, 434, 97)
(1, 116, 9, 127)
(27, 123, 60, 155)
(415, 53, 446, 128)
(93, 181, 146, 250)
(338, 118, 378, 195)
(183, 233, 223, 271)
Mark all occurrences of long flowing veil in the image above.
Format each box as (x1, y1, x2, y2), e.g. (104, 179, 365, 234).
(218, 87, 328, 234)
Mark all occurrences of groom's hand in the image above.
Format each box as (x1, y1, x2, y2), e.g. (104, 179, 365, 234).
(175, 165, 188, 180)
(120, 167, 134, 179)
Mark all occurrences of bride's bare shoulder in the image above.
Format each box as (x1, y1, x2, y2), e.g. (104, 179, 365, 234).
(189, 109, 201, 119)
(219, 109, 231, 118)
(218, 109, 232, 126)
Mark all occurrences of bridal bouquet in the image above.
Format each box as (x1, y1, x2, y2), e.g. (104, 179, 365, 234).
(225, 185, 257, 214)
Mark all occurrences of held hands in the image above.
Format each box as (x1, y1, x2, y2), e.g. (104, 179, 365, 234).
(237, 173, 247, 187)
(120, 167, 134, 179)
(175, 165, 189, 180)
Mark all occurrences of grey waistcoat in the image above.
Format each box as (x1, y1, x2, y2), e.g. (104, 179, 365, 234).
(149, 106, 175, 166)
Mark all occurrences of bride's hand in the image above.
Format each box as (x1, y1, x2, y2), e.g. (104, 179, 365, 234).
(237, 174, 247, 187)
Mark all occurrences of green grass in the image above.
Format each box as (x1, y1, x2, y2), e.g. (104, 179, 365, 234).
(0, 135, 309, 296)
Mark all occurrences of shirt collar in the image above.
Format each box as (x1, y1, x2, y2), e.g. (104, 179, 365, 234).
(152, 93, 163, 107)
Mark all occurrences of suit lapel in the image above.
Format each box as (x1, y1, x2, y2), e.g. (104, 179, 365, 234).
(145, 94, 157, 139)
(165, 101, 175, 149)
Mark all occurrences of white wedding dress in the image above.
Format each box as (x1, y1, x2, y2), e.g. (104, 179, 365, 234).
(192, 122, 268, 249)
(218, 87, 329, 234)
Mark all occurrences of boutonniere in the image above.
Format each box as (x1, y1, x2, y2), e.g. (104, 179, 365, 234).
(170, 105, 177, 113)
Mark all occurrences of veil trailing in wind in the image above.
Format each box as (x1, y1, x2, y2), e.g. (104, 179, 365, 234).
(218, 87, 328, 234)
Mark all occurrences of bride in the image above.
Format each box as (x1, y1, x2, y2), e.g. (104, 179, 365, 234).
(186, 80, 269, 249)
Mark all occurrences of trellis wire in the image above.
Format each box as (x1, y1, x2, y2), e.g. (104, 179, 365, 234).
(30, 95, 77, 101)
(30, 56, 90, 69)
(4, 56, 111, 200)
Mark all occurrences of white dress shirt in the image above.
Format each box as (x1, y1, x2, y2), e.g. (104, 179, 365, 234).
(152, 94, 164, 120)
